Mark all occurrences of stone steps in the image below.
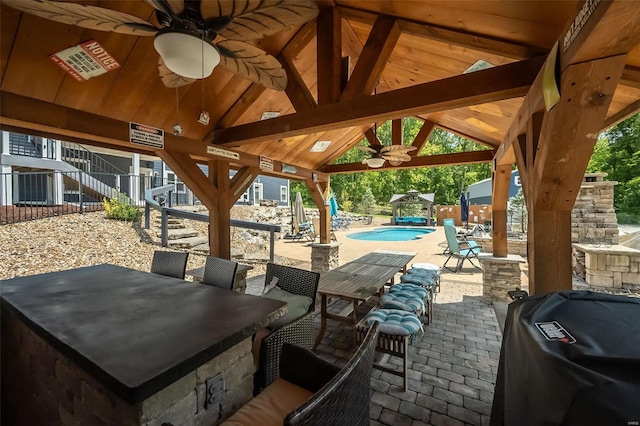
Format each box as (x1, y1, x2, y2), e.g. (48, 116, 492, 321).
(167, 236, 209, 248)
(157, 229, 199, 240)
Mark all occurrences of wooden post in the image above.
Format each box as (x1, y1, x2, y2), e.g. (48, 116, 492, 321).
(306, 180, 331, 244)
(491, 164, 512, 257)
(212, 160, 231, 260)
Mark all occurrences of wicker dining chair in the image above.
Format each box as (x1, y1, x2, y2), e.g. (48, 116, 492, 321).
(256, 263, 320, 391)
(150, 250, 189, 279)
(201, 256, 239, 290)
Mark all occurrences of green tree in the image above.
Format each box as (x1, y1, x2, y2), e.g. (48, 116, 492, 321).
(588, 113, 640, 223)
(359, 187, 377, 214)
(508, 189, 527, 232)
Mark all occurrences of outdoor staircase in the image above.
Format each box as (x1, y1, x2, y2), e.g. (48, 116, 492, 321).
(154, 217, 208, 251)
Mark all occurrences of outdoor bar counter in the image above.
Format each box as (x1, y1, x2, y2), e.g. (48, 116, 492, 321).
(1, 264, 287, 425)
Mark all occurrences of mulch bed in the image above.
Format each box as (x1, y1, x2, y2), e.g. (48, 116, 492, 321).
(0, 205, 103, 225)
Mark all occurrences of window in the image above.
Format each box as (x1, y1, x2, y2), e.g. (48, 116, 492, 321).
(280, 186, 288, 203)
(167, 172, 185, 193)
(241, 189, 250, 203)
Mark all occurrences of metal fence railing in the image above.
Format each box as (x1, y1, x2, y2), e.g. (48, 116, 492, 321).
(0, 171, 193, 225)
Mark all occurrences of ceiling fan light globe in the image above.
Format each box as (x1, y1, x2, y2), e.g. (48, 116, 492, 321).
(154, 32, 220, 79)
(365, 157, 385, 168)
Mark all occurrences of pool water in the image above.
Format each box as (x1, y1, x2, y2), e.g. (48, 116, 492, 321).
(347, 227, 435, 242)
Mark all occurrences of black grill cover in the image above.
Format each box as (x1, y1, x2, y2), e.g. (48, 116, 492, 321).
(490, 291, 640, 426)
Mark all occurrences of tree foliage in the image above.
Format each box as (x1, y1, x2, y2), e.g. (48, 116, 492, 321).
(588, 113, 640, 223)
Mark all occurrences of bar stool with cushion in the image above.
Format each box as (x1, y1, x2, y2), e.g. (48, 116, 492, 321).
(150, 250, 189, 279)
(202, 255, 239, 290)
(356, 309, 422, 391)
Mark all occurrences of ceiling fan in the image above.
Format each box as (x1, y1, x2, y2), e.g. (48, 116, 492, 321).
(356, 144, 417, 168)
(2, 0, 319, 90)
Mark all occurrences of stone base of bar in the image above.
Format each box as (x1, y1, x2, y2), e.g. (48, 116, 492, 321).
(310, 242, 341, 272)
(573, 243, 640, 291)
(478, 253, 526, 304)
(1, 307, 254, 426)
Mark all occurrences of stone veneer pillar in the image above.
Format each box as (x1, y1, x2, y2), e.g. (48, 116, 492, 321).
(478, 253, 525, 304)
(1, 308, 255, 425)
(572, 173, 619, 246)
(310, 242, 341, 272)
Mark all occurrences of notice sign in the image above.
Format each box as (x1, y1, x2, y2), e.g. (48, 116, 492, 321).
(130, 122, 164, 149)
(260, 156, 274, 171)
(50, 40, 120, 82)
(206, 146, 240, 160)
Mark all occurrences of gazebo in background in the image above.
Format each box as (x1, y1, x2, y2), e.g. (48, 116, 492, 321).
(390, 190, 435, 225)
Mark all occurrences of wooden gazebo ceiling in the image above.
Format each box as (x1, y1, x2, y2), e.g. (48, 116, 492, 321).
(1, 1, 640, 178)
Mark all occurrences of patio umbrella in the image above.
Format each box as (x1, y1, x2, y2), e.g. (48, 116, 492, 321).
(294, 192, 307, 225)
(460, 192, 469, 226)
(330, 193, 339, 217)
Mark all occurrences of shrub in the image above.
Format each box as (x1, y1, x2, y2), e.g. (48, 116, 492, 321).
(103, 194, 141, 222)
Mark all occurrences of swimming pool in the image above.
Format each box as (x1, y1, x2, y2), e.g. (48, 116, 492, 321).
(347, 227, 435, 242)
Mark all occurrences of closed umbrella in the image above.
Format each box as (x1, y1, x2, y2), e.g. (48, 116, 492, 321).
(330, 194, 339, 217)
(460, 192, 469, 226)
(294, 192, 307, 226)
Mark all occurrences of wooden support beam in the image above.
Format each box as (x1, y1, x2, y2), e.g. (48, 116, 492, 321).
(213, 56, 545, 147)
(491, 165, 512, 257)
(411, 121, 435, 152)
(281, 54, 317, 112)
(156, 151, 217, 212)
(340, 16, 400, 102)
(620, 65, 640, 89)
(306, 180, 331, 244)
(323, 150, 493, 174)
(209, 160, 231, 259)
(435, 125, 496, 150)
(392, 119, 403, 145)
(0, 91, 327, 182)
(532, 55, 626, 211)
(230, 166, 260, 204)
(317, 7, 342, 105)
(364, 127, 381, 147)
(336, 5, 547, 60)
(602, 98, 640, 130)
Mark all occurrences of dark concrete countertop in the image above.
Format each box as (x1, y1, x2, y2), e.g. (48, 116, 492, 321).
(0, 264, 286, 404)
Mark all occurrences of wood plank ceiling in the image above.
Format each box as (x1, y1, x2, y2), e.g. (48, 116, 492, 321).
(1, 0, 640, 177)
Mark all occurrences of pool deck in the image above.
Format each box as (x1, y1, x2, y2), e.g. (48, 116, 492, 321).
(268, 224, 505, 425)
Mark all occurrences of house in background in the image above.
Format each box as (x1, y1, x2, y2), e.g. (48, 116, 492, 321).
(467, 170, 521, 205)
(1, 131, 289, 209)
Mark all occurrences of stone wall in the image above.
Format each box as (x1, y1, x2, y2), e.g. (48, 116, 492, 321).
(479, 254, 526, 303)
(573, 243, 640, 291)
(571, 173, 619, 246)
(474, 237, 527, 257)
(311, 242, 340, 272)
(1, 308, 254, 426)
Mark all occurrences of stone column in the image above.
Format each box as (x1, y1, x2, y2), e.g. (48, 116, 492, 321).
(479, 253, 525, 304)
(310, 242, 341, 272)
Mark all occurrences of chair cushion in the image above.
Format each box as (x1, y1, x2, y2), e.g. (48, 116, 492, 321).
(262, 287, 313, 329)
(389, 283, 429, 299)
(400, 274, 437, 287)
(364, 309, 423, 335)
(411, 263, 441, 272)
(381, 294, 425, 315)
(251, 327, 272, 369)
(221, 378, 313, 425)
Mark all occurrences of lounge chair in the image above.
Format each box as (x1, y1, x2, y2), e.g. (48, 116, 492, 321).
(443, 220, 482, 272)
(290, 218, 312, 242)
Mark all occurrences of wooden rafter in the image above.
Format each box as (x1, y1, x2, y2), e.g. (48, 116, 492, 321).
(323, 150, 493, 174)
(230, 166, 260, 204)
(0, 91, 327, 182)
(157, 151, 217, 212)
(340, 16, 400, 101)
(281, 54, 317, 112)
(602, 98, 640, 130)
(392, 119, 402, 145)
(336, 5, 548, 60)
(317, 7, 342, 104)
(364, 127, 381, 147)
(621, 65, 640, 89)
(212, 56, 545, 147)
(411, 121, 435, 152)
(434, 125, 496, 150)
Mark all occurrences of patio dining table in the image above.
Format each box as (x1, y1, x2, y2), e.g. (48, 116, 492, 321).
(314, 250, 417, 348)
(0, 264, 286, 425)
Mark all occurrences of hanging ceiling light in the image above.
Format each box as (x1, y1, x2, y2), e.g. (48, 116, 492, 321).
(154, 30, 220, 79)
(364, 156, 385, 168)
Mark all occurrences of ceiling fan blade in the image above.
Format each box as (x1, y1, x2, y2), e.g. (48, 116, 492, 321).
(202, 0, 318, 41)
(388, 160, 403, 167)
(355, 146, 377, 153)
(2, 0, 158, 36)
(217, 40, 287, 90)
(143, 0, 184, 16)
(382, 153, 412, 162)
(158, 57, 196, 88)
(380, 145, 418, 153)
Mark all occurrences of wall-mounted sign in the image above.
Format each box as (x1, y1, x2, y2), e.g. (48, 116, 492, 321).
(260, 156, 274, 171)
(50, 40, 120, 82)
(206, 146, 240, 160)
(129, 122, 164, 149)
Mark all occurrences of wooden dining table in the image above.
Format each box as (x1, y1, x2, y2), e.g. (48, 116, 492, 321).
(314, 250, 417, 348)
